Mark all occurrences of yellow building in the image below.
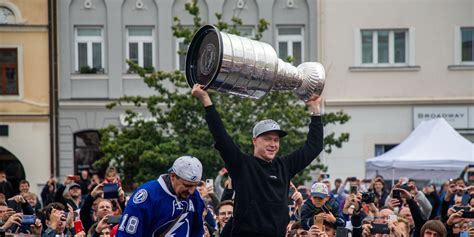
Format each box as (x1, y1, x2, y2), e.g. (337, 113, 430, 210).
(0, 0, 56, 195)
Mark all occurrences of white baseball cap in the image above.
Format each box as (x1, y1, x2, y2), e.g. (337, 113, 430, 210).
(169, 156, 203, 183)
(252, 119, 287, 138)
(311, 182, 329, 198)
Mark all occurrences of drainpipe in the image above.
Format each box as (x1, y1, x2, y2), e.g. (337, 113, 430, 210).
(47, 0, 59, 177)
(47, 0, 54, 177)
(53, 0, 59, 177)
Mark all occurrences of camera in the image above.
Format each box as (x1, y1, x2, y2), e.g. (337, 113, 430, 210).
(371, 223, 390, 234)
(453, 206, 470, 212)
(400, 183, 410, 191)
(320, 174, 330, 179)
(361, 192, 376, 204)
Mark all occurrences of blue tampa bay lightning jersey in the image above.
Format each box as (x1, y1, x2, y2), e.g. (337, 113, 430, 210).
(116, 175, 205, 237)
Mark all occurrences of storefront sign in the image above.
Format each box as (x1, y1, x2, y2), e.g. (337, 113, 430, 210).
(413, 106, 471, 129)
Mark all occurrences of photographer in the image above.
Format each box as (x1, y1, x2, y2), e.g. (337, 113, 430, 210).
(6, 194, 34, 215)
(440, 178, 469, 223)
(444, 194, 474, 236)
(54, 176, 83, 211)
(42, 202, 74, 236)
(360, 217, 410, 237)
(392, 188, 426, 237)
(338, 177, 362, 202)
(300, 183, 344, 231)
(422, 184, 440, 220)
(79, 182, 119, 234)
(406, 179, 432, 220)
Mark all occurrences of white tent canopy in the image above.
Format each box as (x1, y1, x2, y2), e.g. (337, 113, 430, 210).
(366, 118, 474, 181)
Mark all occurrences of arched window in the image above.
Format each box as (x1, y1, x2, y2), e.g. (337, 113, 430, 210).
(0, 6, 15, 24)
(74, 130, 101, 174)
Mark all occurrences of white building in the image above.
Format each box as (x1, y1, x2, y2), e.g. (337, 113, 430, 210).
(319, 0, 474, 180)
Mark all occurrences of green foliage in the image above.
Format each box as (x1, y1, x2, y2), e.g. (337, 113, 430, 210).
(97, 0, 350, 190)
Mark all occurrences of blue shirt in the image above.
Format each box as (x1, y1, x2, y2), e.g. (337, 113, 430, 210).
(116, 175, 205, 237)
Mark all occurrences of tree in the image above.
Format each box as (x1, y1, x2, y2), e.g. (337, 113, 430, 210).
(97, 0, 350, 190)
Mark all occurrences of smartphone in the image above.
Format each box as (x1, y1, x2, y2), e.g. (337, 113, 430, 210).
(205, 179, 213, 188)
(392, 189, 401, 199)
(460, 231, 469, 237)
(107, 215, 123, 225)
(74, 220, 84, 233)
(335, 227, 351, 237)
(21, 215, 36, 225)
(350, 186, 358, 194)
(462, 211, 474, 218)
(103, 183, 119, 199)
(314, 215, 324, 230)
(68, 175, 80, 181)
(371, 223, 390, 234)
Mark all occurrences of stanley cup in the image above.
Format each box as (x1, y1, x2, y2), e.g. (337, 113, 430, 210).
(185, 25, 325, 101)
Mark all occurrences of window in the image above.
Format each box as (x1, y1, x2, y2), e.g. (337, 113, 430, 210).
(127, 27, 154, 73)
(461, 27, 474, 63)
(237, 26, 255, 39)
(277, 27, 304, 65)
(374, 144, 398, 156)
(176, 38, 187, 71)
(0, 48, 18, 95)
(361, 29, 408, 66)
(75, 27, 104, 73)
(0, 7, 15, 24)
(74, 130, 101, 174)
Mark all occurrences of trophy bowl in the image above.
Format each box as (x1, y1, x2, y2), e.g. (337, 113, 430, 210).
(185, 25, 325, 101)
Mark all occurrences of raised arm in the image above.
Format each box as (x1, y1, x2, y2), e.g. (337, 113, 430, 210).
(191, 84, 244, 172)
(283, 96, 324, 176)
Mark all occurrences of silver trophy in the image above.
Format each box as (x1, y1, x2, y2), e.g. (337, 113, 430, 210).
(185, 25, 325, 101)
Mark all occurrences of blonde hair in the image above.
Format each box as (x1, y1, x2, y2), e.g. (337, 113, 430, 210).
(22, 192, 37, 200)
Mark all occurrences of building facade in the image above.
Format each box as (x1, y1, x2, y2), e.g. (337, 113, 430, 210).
(57, 0, 319, 177)
(0, 0, 54, 194)
(319, 0, 474, 180)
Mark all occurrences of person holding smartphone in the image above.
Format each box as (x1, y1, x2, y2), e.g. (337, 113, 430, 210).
(192, 84, 324, 237)
(53, 176, 83, 211)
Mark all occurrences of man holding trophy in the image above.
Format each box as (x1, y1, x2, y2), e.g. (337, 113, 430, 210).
(188, 25, 326, 237)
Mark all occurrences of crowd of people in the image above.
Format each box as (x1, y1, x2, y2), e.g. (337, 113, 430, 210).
(0, 167, 125, 236)
(0, 164, 473, 236)
(0, 84, 472, 237)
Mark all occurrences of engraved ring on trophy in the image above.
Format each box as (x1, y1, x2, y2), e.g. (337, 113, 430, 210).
(185, 25, 325, 101)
